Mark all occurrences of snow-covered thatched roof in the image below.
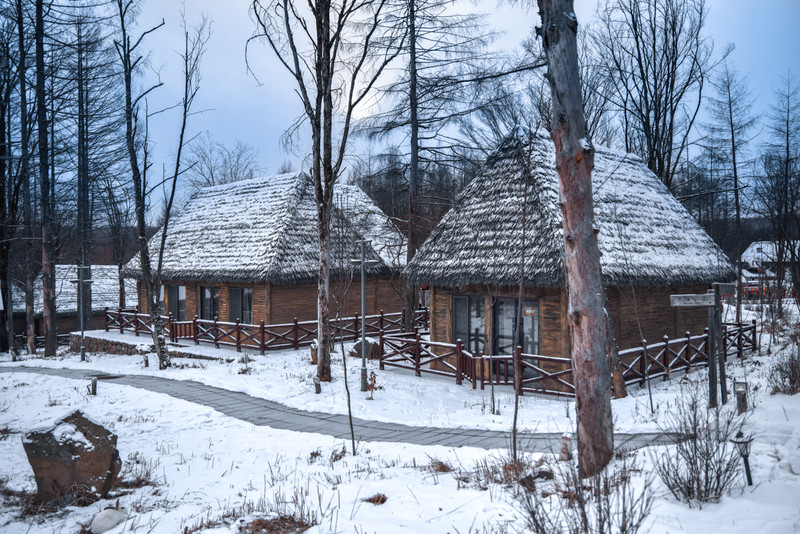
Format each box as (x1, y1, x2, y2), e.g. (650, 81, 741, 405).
(12, 265, 135, 315)
(125, 172, 394, 284)
(741, 240, 800, 267)
(335, 184, 406, 269)
(406, 131, 734, 289)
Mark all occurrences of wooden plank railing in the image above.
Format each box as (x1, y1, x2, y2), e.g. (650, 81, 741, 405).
(377, 321, 758, 398)
(104, 306, 429, 355)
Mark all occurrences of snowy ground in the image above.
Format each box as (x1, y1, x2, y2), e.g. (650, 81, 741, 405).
(0, 302, 798, 533)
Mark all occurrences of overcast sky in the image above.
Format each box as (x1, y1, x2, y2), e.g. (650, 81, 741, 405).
(135, 0, 800, 189)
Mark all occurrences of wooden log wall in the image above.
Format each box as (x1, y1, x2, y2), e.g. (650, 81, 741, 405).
(136, 277, 404, 325)
(431, 284, 710, 357)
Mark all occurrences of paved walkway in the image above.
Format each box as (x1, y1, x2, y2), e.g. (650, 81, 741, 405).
(0, 365, 676, 452)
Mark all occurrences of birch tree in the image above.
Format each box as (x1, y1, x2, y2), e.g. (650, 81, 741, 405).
(250, 0, 402, 381)
(537, 0, 614, 477)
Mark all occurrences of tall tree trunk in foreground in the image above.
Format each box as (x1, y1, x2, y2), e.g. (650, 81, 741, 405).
(537, 0, 614, 478)
(36, 0, 57, 357)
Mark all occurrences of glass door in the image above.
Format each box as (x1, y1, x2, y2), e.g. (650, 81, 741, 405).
(493, 298, 539, 355)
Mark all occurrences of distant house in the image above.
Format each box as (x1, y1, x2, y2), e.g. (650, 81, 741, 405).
(12, 264, 136, 337)
(741, 240, 799, 271)
(405, 132, 734, 359)
(740, 240, 799, 297)
(125, 172, 406, 324)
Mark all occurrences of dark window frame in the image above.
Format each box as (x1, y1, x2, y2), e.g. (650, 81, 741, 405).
(228, 287, 253, 324)
(452, 295, 487, 354)
(165, 284, 186, 321)
(199, 286, 219, 320)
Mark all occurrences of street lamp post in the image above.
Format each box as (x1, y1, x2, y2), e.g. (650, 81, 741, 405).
(69, 265, 93, 362)
(351, 240, 379, 392)
(731, 430, 754, 486)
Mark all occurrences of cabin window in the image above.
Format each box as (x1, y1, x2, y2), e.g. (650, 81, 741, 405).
(493, 298, 539, 355)
(452, 295, 487, 353)
(228, 287, 253, 324)
(165, 285, 186, 320)
(200, 286, 219, 320)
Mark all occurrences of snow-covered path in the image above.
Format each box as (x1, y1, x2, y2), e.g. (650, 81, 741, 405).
(0, 365, 676, 451)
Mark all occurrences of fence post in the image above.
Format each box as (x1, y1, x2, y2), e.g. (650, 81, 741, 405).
(414, 332, 421, 377)
(685, 331, 692, 370)
(235, 319, 241, 352)
(213, 316, 219, 348)
(119, 308, 124, 334)
(752, 319, 758, 353)
(479, 352, 485, 390)
(133, 309, 139, 336)
(515, 346, 524, 396)
(639, 339, 647, 387)
(723, 324, 729, 361)
(168, 313, 174, 343)
(379, 329, 385, 371)
(293, 318, 299, 350)
(354, 312, 359, 342)
(260, 320, 266, 355)
(663, 335, 670, 380)
(738, 321, 744, 359)
(379, 309, 384, 332)
(455, 339, 463, 385)
(472, 352, 477, 390)
(401, 308, 407, 333)
(104, 307, 109, 331)
(193, 315, 199, 345)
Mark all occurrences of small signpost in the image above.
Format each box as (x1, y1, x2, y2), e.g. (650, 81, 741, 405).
(670, 282, 730, 408)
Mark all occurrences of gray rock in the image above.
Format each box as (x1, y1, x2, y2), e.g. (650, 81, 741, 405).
(348, 337, 380, 360)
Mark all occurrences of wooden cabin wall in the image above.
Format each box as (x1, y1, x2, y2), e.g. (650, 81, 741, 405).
(430, 284, 710, 357)
(136, 278, 405, 325)
(606, 285, 709, 350)
(430, 286, 565, 356)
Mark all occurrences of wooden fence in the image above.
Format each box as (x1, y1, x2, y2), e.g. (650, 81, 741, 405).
(104, 307, 429, 354)
(377, 320, 758, 398)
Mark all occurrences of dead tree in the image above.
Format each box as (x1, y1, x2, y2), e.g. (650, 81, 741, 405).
(115, 0, 207, 369)
(537, 0, 614, 478)
(251, 0, 403, 381)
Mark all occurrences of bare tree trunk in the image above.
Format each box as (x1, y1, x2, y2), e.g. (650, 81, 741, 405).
(404, 0, 419, 330)
(115, 0, 169, 368)
(36, 0, 57, 357)
(537, 0, 614, 478)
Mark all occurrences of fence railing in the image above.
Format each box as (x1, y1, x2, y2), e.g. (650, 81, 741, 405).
(104, 306, 430, 354)
(377, 321, 758, 398)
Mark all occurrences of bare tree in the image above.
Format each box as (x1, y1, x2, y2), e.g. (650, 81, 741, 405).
(754, 75, 800, 314)
(250, 0, 402, 381)
(115, 0, 208, 369)
(704, 58, 757, 321)
(594, 0, 712, 189)
(185, 131, 262, 194)
(537, 0, 614, 477)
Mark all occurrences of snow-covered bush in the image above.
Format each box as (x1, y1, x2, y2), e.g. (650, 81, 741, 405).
(768, 346, 800, 395)
(651, 385, 744, 507)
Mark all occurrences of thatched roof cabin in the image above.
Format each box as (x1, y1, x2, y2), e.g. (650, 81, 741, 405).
(126, 172, 405, 324)
(406, 132, 734, 360)
(407, 132, 732, 289)
(11, 264, 136, 336)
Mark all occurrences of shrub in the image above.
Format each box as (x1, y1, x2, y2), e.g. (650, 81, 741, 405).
(768, 347, 800, 395)
(651, 385, 744, 507)
(519, 454, 652, 534)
